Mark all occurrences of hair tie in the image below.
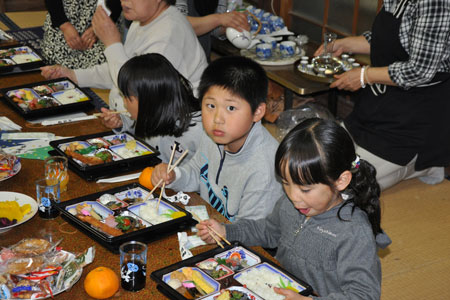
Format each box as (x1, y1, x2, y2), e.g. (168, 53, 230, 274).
(351, 155, 361, 170)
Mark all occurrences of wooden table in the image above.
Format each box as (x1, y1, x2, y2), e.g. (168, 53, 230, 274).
(0, 70, 276, 299)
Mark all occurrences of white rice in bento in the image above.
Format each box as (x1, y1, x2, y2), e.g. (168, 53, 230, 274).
(139, 201, 171, 225)
(236, 267, 288, 300)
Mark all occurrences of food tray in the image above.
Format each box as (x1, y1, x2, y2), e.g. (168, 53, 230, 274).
(56, 182, 195, 253)
(49, 131, 161, 181)
(0, 44, 45, 75)
(240, 46, 305, 66)
(151, 242, 313, 300)
(0, 78, 93, 119)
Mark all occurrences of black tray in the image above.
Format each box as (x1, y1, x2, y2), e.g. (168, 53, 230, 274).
(56, 182, 196, 253)
(151, 242, 313, 299)
(49, 131, 161, 181)
(1, 78, 94, 119)
(0, 44, 45, 75)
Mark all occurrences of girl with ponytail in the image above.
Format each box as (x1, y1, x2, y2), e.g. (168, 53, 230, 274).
(197, 118, 391, 299)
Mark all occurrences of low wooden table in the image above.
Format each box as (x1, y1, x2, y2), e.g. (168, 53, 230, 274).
(0, 70, 277, 299)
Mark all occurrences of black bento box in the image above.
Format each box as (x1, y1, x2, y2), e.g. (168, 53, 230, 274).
(1, 77, 94, 119)
(0, 44, 45, 75)
(151, 242, 313, 300)
(56, 182, 195, 253)
(49, 131, 161, 181)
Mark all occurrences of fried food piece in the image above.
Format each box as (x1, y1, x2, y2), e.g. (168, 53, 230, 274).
(65, 149, 104, 166)
(7, 256, 45, 275)
(12, 238, 51, 256)
(77, 215, 123, 236)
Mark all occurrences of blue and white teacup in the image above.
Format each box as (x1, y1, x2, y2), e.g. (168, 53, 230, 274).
(260, 21, 272, 35)
(256, 43, 272, 60)
(269, 16, 285, 32)
(280, 41, 296, 58)
(246, 5, 256, 14)
(261, 12, 272, 22)
(253, 8, 264, 19)
(261, 36, 277, 50)
(249, 18, 260, 33)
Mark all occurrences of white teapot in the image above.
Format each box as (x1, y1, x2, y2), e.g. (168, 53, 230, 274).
(226, 27, 261, 49)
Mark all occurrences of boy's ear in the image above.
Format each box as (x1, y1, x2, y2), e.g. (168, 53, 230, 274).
(335, 170, 352, 191)
(252, 103, 266, 122)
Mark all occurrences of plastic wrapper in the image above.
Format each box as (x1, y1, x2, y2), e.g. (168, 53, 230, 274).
(275, 103, 335, 141)
(0, 237, 95, 299)
(0, 150, 19, 181)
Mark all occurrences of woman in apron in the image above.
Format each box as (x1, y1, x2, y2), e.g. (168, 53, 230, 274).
(315, 0, 450, 190)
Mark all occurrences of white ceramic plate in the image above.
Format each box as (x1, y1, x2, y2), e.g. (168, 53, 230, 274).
(0, 191, 38, 233)
(0, 160, 21, 182)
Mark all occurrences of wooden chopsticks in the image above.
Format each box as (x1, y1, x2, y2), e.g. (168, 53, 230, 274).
(191, 212, 231, 249)
(92, 110, 128, 117)
(142, 148, 189, 202)
(157, 144, 177, 210)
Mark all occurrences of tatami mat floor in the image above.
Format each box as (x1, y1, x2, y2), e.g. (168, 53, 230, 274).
(3, 10, 450, 299)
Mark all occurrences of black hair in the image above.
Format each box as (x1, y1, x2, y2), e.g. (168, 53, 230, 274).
(193, 0, 219, 16)
(274, 118, 382, 236)
(118, 53, 200, 138)
(165, 0, 176, 5)
(197, 56, 268, 113)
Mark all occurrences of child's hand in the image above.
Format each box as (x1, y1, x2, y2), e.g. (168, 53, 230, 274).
(196, 219, 226, 244)
(273, 287, 312, 300)
(151, 163, 176, 186)
(99, 107, 123, 129)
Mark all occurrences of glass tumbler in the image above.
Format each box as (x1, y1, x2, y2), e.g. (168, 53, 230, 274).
(120, 241, 147, 292)
(45, 156, 69, 192)
(36, 179, 60, 219)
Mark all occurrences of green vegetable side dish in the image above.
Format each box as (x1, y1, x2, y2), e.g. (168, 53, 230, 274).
(115, 216, 135, 231)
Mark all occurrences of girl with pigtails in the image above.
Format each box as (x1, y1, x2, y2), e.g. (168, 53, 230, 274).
(197, 118, 391, 300)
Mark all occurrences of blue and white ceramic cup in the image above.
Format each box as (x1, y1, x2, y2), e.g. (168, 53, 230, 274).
(269, 16, 285, 32)
(261, 12, 272, 22)
(249, 18, 260, 33)
(246, 5, 256, 14)
(253, 8, 264, 19)
(260, 21, 272, 35)
(256, 43, 272, 60)
(280, 41, 297, 58)
(261, 36, 277, 50)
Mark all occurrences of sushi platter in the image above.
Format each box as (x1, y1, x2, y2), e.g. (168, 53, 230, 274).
(49, 131, 161, 181)
(0, 44, 44, 75)
(1, 78, 93, 119)
(151, 242, 313, 300)
(56, 183, 195, 253)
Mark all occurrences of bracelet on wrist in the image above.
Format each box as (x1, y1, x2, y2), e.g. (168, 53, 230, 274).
(360, 66, 367, 88)
(364, 66, 372, 85)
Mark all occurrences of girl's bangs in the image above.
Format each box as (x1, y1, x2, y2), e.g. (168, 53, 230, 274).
(279, 141, 329, 186)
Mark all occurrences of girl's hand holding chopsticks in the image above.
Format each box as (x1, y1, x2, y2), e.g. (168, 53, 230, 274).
(196, 219, 228, 246)
(97, 107, 124, 129)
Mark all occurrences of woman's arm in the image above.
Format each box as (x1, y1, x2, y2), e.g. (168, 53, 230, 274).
(314, 35, 371, 57)
(45, 0, 68, 28)
(186, 10, 249, 36)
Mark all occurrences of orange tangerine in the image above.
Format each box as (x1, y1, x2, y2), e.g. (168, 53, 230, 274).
(84, 266, 119, 299)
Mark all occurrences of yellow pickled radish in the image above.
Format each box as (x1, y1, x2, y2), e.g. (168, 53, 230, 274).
(171, 211, 186, 219)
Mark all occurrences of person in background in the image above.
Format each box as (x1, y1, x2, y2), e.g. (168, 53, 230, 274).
(41, 0, 208, 124)
(114, 53, 203, 165)
(41, 0, 122, 69)
(315, 0, 450, 190)
(176, 0, 249, 61)
(197, 118, 391, 300)
(151, 56, 283, 221)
